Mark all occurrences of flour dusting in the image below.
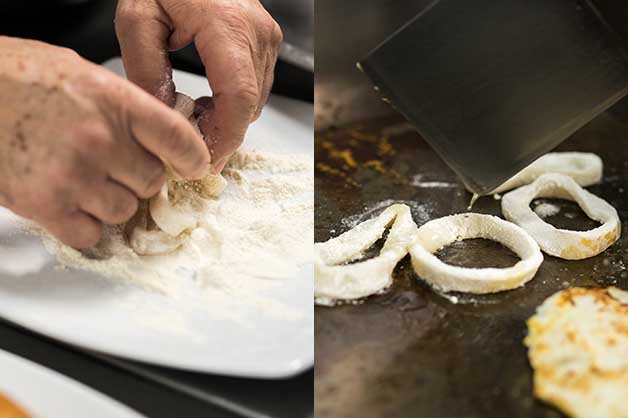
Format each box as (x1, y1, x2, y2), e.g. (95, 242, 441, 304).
(410, 174, 457, 189)
(26, 149, 313, 320)
(533, 202, 561, 219)
(340, 199, 433, 231)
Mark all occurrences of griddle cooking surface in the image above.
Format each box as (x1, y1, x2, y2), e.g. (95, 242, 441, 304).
(314, 108, 628, 418)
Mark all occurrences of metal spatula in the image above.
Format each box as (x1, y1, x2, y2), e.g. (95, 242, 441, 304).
(359, 0, 628, 195)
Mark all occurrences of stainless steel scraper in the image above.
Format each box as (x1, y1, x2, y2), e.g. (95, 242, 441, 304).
(360, 0, 628, 194)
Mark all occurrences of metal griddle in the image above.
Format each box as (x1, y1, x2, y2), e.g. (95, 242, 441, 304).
(314, 100, 628, 418)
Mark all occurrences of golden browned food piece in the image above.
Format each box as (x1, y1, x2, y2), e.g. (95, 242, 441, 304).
(0, 392, 32, 418)
(525, 287, 628, 418)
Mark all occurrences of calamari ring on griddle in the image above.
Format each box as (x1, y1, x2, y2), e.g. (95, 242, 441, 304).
(409, 213, 543, 294)
(314, 204, 418, 306)
(489, 152, 603, 194)
(501, 173, 620, 260)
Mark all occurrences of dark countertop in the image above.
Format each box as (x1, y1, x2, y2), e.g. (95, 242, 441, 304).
(0, 317, 313, 418)
(0, 0, 312, 103)
(0, 1, 313, 417)
(0, 321, 237, 418)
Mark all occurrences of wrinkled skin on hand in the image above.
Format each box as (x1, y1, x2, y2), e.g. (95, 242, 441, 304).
(0, 37, 210, 248)
(115, 0, 283, 173)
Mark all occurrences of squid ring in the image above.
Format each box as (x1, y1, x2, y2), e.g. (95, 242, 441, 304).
(128, 93, 226, 256)
(128, 226, 188, 256)
(489, 152, 603, 194)
(501, 173, 621, 260)
(315, 204, 418, 305)
(409, 213, 543, 294)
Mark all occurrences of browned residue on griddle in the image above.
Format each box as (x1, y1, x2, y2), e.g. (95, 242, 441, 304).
(315, 125, 403, 187)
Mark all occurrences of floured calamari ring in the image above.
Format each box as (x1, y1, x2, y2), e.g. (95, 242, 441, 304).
(489, 152, 603, 194)
(149, 182, 199, 237)
(315, 204, 418, 306)
(128, 93, 227, 255)
(409, 213, 543, 293)
(197, 175, 228, 198)
(501, 173, 620, 259)
(128, 226, 188, 256)
(148, 173, 227, 237)
(175, 92, 196, 121)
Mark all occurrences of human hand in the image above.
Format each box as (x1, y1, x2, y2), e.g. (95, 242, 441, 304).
(0, 37, 210, 248)
(115, 0, 283, 172)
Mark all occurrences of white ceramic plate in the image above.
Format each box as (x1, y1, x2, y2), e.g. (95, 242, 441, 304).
(0, 58, 313, 378)
(0, 349, 145, 418)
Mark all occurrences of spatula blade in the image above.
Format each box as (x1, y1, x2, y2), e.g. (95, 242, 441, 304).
(360, 0, 628, 194)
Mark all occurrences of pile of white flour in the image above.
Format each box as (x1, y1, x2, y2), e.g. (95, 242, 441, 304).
(28, 149, 313, 316)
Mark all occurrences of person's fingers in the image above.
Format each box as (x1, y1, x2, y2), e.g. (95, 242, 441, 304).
(253, 15, 282, 120)
(194, 97, 229, 173)
(167, 21, 195, 52)
(117, 82, 210, 179)
(254, 49, 275, 121)
(210, 158, 229, 175)
(107, 138, 166, 198)
(251, 40, 267, 121)
(115, 1, 176, 106)
(79, 180, 139, 225)
(88, 68, 208, 180)
(42, 212, 102, 249)
(194, 25, 260, 165)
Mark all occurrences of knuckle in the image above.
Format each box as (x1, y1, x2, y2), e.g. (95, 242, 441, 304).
(83, 69, 118, 100)
(59, 46, 80, 60)
(232, 84, 260, 113)
(116, 4, 145, 29)
(266, 19, 283, 46)
(75, 124, 113, 154)
(213, 3, 249, 27)
(75, 224, 102, 249)
(271, 23, 283, 46)
(212, 5, 256, 46)
(70, 56, 105, 83)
